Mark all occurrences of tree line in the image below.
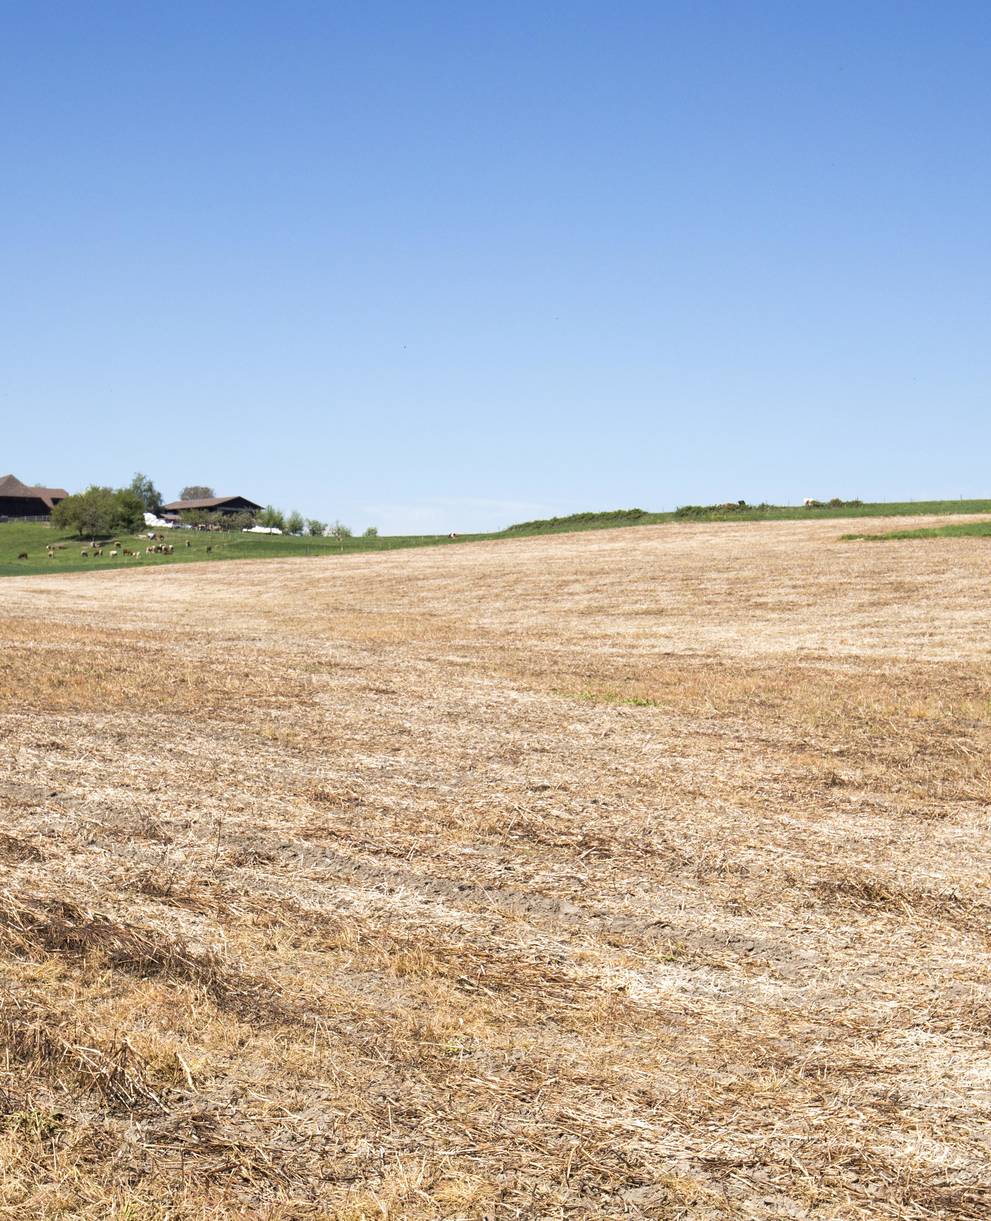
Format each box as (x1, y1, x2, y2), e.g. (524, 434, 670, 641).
(50, 473, 375, 539)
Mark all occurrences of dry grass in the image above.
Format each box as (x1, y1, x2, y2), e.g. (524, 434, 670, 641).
(1, 515, 990, 1217)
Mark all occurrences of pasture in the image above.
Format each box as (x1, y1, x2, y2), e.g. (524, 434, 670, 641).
(1, 516, 989, 1217)
(0, 520, 473, 578)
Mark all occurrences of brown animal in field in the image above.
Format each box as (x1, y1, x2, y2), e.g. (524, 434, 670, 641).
(185, 539, 191, 547)
(122, 549, 134, 556)
(56, 543, 67, 550)
(93, 548, 103, 556)
(205, 545, 212, 553)
(17, 552, 28, 560)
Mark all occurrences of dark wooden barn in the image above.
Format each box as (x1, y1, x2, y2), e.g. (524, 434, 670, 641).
(162, 494, 263, 516)
(0, 473, 69, 519)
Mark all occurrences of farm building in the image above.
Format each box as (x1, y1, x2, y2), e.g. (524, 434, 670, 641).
(162, 494, 262, 517)
(0, 473, 69, 519)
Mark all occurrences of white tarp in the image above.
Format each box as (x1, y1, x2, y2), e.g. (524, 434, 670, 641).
(243, 525, 283, 534)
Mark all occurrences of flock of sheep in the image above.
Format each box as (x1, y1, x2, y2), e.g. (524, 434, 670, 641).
(15, 534, 213, 562)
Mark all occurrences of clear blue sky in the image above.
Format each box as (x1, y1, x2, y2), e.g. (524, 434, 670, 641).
(3, 2, 989, 533)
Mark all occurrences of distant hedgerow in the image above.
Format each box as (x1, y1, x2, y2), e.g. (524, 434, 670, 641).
(505, 508, 649, 533)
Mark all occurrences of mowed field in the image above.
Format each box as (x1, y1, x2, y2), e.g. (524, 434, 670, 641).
(1, 517, 990, 1219)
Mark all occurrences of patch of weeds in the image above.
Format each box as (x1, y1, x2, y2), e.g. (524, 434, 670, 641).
(572, 688, 660, 708)
(2, 1108, 67, 1139)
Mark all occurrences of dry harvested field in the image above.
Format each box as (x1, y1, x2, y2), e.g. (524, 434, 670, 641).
(1, 515, 990, 1219)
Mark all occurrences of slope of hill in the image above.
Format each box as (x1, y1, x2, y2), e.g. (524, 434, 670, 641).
(0, 518, 988, 1215)
(3, 496, 991, 577)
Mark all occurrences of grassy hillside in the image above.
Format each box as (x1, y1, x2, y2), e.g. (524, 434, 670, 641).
(844, 520, 991, 541)
(4, 497, 991, 576)
(507, 498, 991, 532)
(0, 521, 482, 577)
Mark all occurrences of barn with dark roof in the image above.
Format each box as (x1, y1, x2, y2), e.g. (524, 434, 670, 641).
(162, 494, 263, 516)
(0, 474, 69, 519)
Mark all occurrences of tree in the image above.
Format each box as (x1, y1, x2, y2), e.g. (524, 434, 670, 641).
(180, 485, 215, 501)
(362, 526, 378, 538)
(306, 518, 326, 537)
(257, 505, 286, 531)
(51, 486, 145, 538)
(129, 472, 163, 515)
(330, 521, 352, 548)
(286, 510, 305, 536)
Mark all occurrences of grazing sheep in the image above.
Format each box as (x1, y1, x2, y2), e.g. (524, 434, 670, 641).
(17, 552, 28, 560)
(185, 540, 191, 547)
(80, 550, 89, 557)
(803, 498, 816, 507)
(205, 545, 212, 553)
(109, 550, 119, 558)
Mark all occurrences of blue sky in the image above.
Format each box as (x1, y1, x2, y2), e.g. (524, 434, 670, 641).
(3, 2, 989, 533)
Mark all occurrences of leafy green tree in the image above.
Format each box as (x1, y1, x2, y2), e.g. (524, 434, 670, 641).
(258, 505, 286, 531)
(330, 521, 352, 547)
(180, 485, 215, 501)
(129, 472, 163, 514)
(362, 526, 378, 538)
(306, 518, 326, 537)
(179, 509, 209, 528)
(51, 486, 144, 538)
(286, 510, 305, 536)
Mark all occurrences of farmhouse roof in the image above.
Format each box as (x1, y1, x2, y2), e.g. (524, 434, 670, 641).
(0, 473, 69, 508)
(162, 495, 262, 511)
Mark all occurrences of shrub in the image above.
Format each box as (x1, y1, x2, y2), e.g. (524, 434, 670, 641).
(307, 519, 326, 537)
(363, 526, 378, 538)
(675, 503, 751, 517)
(286, 511, 305, 536)
(505, 509, 648, 533)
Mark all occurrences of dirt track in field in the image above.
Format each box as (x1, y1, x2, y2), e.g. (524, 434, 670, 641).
(1, 516, 990, 1218)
